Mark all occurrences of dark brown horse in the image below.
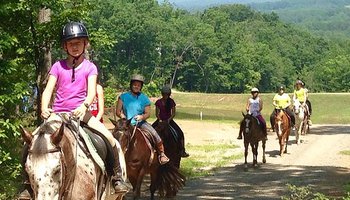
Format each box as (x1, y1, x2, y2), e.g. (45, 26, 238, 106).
(21, 117, 126, 200)
(274, 110, 291, 156)
(153, 121, 182, 168)
(239, 113, 266, 169)
(110, 118, 185, 200)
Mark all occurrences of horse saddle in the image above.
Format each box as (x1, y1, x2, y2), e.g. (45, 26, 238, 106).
(84, 125, 116, 176)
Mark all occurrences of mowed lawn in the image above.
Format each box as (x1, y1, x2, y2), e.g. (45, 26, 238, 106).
(169, 92, 350, 125)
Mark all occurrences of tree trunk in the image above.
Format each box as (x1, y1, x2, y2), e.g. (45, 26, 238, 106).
(35, 7, 52, 125)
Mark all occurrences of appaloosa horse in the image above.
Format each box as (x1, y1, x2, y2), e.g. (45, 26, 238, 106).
(110, 118, 185, 200)
(274, 110, 291, 156)
(239, 113, 266, 169)
(21, 117, 126, 200)
(293, 99, 309, 144)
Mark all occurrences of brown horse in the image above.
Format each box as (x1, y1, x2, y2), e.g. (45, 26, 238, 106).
(21, 117, 126, 200)
(239, 113, 266, 168)
(274, 110, 291, 156)
(110, 118, 185, 200)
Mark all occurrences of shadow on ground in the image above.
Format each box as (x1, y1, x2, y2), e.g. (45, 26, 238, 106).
(175, 163, 349, 200)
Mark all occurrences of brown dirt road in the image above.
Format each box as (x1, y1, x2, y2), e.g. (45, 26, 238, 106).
(176, 121, 350, 200)
(106, 120, 350, 199)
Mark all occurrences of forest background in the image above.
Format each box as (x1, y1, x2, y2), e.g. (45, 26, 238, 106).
(2, 0, 350, 198)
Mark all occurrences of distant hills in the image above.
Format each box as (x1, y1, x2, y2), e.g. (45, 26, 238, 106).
(251, 0, 350, 40)
(159, 0, 350, 40)
(158, 0, 277, 11)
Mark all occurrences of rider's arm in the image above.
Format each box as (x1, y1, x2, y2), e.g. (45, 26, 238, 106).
(95, 84, 104, 121)
(245, 99, 250, 112)
(302, 90, 307, 104)
(259, 98, 263, 112)
(72, 75, 97, 118)
(142, 105, 151, 120)
(116, 97, 126, 119)
(155, 104, 161, 120)
(292, 91, 296, 101)
(168, 106, 176, 122)
(41, 74, 57, 118)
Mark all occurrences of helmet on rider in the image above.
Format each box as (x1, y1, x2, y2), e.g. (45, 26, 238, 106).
(130, 74, 145, 89)
(61, 22, 89, 43)
(251, 87, 259, 93)
(279, 85, 285, 91)
(295, 80, 303, 86)
(161, 85, 171, 94)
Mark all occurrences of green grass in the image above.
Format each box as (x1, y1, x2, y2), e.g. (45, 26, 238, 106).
(339, 150, 350, 156)
(180, 143, 243, 179)
(170, 92, 350, 125)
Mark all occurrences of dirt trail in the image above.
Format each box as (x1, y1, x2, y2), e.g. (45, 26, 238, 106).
(176, 122, 350, 199)
(106, 120, 350, 199)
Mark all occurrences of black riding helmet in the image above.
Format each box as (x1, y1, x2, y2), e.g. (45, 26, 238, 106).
(61, 22, 89, 82)
(61, 22, 89, 42)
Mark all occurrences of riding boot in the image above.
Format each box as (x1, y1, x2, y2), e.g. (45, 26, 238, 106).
(111, 145, 130, 193)
(180, 139, 190, 157)
(156, 141, 170, 165)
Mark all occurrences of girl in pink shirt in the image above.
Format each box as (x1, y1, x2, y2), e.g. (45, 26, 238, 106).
(19, 22, 128, 199)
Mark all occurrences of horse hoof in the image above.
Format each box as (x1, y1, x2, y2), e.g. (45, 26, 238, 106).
(263, 159, 266, 163)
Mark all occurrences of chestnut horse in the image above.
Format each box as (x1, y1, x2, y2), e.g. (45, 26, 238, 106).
(274, 110, 291, 156)
(239, 113, 266, 168)
(293, 99, 309, 144)
(21, 117, 126, 200)
(110, 118, 185, 200)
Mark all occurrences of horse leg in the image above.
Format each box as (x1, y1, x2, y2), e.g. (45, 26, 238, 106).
(279, 137, 284, 156)
(253, 143, 258, 167)
(262, 140, 266, 163)
(251, 143, 257, 167)
(285, 133, 289, 154)
(149, 167, 159, 200)
(134, 167, 146, 200)
(244, 141, 249, 169)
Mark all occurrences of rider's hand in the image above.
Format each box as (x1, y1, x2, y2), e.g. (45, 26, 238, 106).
(134, 115, 143, 121)
(41, 108, 54, 119)
(302, 103, 306, 106)
(72, 104, 87, 119)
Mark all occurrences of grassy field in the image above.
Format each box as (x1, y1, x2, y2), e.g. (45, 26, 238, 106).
(169, 92, 350, 125)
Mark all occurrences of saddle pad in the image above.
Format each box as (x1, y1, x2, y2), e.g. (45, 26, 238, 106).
(83, 126, 114, 177)
(77, 125, 106, 173)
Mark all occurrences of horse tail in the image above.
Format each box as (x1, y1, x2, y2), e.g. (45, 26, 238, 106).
(156, 164, 186, 197)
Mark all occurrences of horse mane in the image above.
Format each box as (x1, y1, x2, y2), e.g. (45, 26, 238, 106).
(31, 120, 62, 155)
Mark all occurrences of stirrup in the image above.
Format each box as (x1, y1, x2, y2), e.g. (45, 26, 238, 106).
(158, 154, 170, 165)
(112, 180, 130, 193)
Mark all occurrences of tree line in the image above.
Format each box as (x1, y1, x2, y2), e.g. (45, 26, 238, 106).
(1, 0, 350, 198)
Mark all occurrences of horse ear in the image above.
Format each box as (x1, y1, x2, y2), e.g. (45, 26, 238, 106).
(51, 124, 64, 146)
(109, 118, 118, 126)
(242, 112, 245, 117)
(20, 126, 33, 145)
